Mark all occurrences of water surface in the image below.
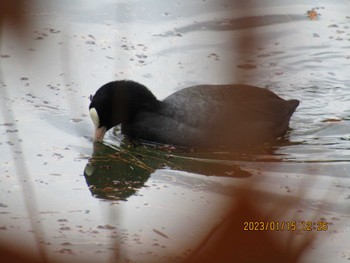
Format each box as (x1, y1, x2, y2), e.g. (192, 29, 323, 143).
(1, 0, 350, 262)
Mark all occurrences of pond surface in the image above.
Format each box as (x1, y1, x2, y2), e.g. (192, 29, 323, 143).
(1, 0, 350, 262)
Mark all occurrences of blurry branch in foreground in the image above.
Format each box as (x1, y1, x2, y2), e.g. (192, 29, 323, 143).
(0, 247, 43, 263)
(0, 1, 321, 263)
(0, 1, 48, 262)
(185, 1, 315, 262)
(0, 0, 28, 34)
(184, 187, 315, 263)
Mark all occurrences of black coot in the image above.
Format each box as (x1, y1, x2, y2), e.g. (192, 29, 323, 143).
(89, 80, 299, 148)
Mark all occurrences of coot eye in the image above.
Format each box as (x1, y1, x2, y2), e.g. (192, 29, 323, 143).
(89, 94, 94, 101)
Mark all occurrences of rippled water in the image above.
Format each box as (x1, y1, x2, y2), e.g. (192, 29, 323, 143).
(1, 0, 350, 262)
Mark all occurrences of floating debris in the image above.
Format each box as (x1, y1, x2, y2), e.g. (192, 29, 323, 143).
(153, 228, 169, 239)
(321, 118, 342, 123)
(307, 9, 319, 20)
(71, 118, 82, 123)
(49, 28, 60, 34)
(207, 53, 219, 61)
(97, 225, 117, 230)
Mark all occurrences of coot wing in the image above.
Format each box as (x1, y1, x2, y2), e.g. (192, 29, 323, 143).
(161, 85, 298, 129)
(125, 84, 299, 148)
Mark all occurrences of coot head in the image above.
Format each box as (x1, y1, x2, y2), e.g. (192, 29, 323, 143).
(89, 80, 158, 142)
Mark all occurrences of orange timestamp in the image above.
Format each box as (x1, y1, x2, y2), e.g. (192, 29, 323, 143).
(243, 221, 329, 232)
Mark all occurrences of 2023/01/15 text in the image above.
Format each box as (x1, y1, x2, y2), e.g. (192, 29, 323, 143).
(243, 221, 329, 231)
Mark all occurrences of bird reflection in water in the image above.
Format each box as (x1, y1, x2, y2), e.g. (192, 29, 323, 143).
(84, 139, 254, 201)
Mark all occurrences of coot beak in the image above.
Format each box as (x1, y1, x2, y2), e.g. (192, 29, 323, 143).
(93, 126, 107, 142)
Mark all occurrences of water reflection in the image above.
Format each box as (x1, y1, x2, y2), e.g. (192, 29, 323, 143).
(82, 137, 302, 201)
(84, 142, 153, 200)
(84, 140, 256, 200)
(161, 14, 304, 37)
